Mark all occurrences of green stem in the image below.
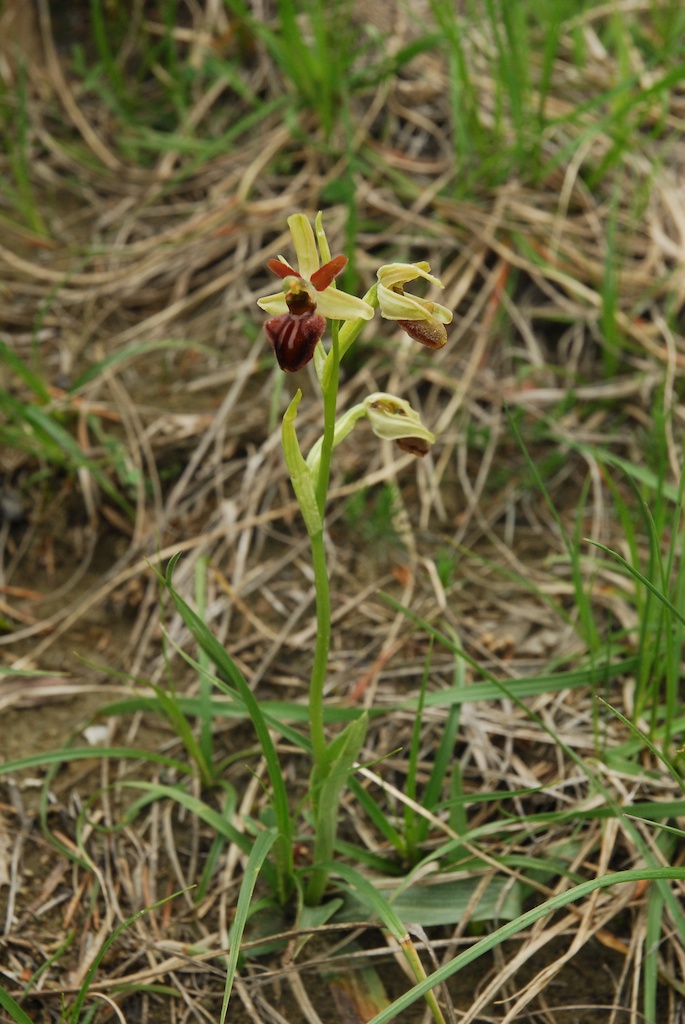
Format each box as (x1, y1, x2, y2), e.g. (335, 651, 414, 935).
(305, 813, 330, 907)
(308, 528, 331, 769)
(305, 529, 334, 907)
(308, 319, 340, 767)
(306, 321, 341, 902)
(315, 320, 340, 513)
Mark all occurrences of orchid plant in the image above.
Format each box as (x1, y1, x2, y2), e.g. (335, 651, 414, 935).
(258, 213, 452, 906)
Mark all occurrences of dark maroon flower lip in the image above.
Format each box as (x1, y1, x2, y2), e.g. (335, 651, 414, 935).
(265, 311, 327, 372)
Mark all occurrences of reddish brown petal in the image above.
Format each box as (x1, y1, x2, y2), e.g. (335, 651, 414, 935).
(398, 317, 447, 350)
(310, 253, 348, 292)
(396, 436, 431, 456)
(267, 258, 298, 279)
(265, 312, 326, 372)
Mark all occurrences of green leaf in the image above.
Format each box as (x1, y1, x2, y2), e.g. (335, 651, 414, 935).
(162, 558, 295, 903)
(364, 867, 685, 1024)
(219, 829, 279, 1024)
(312, 714, 368, 822)
(336, 875, 524, 928)
(307, 713, 368, 906)
(282, 390, 322, 537)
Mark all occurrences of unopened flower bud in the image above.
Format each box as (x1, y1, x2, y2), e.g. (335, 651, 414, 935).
(363, 392, 435, 456)
(376, 262, 452, 351)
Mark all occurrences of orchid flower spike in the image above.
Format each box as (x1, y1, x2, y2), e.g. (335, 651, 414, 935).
(258, 214, 374, 371)
(376, 262, 452, 350)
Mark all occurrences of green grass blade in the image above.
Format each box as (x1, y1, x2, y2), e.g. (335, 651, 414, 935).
(597, 698, 684, 792)
(0, 65, 47, 235)
(364, 867, 685, 1024)
(599, 187, 622, 376)
(417, 633, 464, 844)
(382, 592, 636, 707)
(156, 628, 315, 751)
(146, 680, 214, 786)
(0, 986, 35, 1024)
(588, 540, 685, 628)
(120, 780, 252, 855)
(219, 828, 278, 1024)
(347, 777, 405, 856)
(643, 877, 664, 1022)
(1, 392, 134, 516)
(67, 888, 191, 1023)
(403, 643, 431, 860)
(90, 0, 127, 104)
(329, 862, 407, 940)
(15, 930, 75, 1005)
(163, 554, 294, 902)
(508, 408, 599, 651)
(330, 863, 447, 1024)
(0, 340, 50, 401)
(0, 746, 192, 778)
(194, 556, 214, 775)
(337, 874, 524, 928)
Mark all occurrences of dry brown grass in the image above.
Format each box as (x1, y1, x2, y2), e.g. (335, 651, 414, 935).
(1, 2, 685, 1022)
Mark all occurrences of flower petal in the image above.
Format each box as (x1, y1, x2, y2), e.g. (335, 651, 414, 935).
(427, 300, 453, 324)
(377, 285, 431, 321)
(311, 253, 347, 291)
(315, 210, 332, 264)
(377, 261, 443, 289)
(257, 292, 288, 314)
(268, 258, 298, 279)
(316, 289, 375, 321)
(288, 214, 320, 280)
(377, 284, 452, 324)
